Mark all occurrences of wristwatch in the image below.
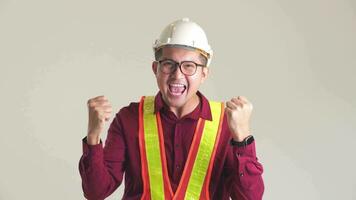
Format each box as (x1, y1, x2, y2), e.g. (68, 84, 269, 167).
(230, 135, 254, 147)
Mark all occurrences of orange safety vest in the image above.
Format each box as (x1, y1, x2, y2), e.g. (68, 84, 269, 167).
(138, 96, 225, 200)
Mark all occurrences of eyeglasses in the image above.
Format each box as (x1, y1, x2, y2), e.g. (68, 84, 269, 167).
(157, 59, 206, 76)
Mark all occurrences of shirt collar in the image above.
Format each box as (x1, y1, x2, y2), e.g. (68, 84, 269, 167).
(153, 91, 212, 121)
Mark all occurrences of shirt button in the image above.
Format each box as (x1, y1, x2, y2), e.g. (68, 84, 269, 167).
(176, 165, 180, 170)
(239, 172, 244, 177)
(175, 144, 180, 148)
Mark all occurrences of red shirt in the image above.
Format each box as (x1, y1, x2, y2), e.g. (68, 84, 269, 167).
(79, 91, 264, 200)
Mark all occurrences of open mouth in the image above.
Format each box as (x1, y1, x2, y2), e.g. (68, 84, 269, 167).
(168, 83, 186, 96)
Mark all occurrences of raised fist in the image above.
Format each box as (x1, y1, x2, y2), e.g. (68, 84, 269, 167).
(86, 95, 112, 145)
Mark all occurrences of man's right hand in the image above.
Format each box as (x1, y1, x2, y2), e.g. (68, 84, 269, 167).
(86, 95, 112, 145)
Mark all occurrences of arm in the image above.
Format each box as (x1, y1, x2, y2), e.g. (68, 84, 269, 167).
(229, 140, 264, 200)
(78, 115, 126, 200)
(225, 96, 264, 199)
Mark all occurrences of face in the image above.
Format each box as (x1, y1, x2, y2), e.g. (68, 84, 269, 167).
(152, 46, 209, 109)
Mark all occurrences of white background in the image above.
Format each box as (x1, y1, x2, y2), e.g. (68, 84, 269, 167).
(0, 0, 355, 199)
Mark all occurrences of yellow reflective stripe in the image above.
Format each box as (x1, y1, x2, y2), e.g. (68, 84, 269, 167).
(185, 101, 222, 200)
(143, 96, 165, 200)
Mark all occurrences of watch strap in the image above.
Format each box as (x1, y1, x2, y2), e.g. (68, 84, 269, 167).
(230, 135, 254, 147)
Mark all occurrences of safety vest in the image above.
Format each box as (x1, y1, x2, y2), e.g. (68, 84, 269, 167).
(138, 96, 224, 200)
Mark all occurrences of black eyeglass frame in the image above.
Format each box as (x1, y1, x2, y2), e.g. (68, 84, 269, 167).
(156, 59, 206, 76)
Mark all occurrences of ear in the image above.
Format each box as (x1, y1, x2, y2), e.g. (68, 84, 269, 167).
(152, 61, 158, 75)
(200, 67, 209, 84)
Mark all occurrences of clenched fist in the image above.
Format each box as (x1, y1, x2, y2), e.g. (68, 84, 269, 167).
(86, 95, 112, 145)
(225, 96, 253, 142)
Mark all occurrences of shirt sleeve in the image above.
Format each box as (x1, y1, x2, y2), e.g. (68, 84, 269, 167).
(78, 114, 126, 200)
(228, 140, 265, 200)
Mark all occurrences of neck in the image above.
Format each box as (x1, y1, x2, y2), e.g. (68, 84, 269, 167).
(169, 94, 200, 119)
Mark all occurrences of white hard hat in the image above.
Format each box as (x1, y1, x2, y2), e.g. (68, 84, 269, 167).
(153, 18, 213, 66)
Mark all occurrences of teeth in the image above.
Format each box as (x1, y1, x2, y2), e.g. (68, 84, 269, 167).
(170, 83, 185, 87)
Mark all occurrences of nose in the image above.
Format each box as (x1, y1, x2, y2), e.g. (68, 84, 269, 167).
(170, 65, 185, 79)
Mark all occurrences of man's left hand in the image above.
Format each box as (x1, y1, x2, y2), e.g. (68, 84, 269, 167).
(225, 96, 253, 142)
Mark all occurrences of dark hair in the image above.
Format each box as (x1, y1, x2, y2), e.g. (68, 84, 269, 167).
(154, 45, 208, 66)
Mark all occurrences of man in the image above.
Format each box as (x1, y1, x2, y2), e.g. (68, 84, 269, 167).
(79, 18, 264, 200)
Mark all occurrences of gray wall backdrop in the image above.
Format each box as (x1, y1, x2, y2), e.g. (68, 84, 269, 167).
(1, 0, 355, 199)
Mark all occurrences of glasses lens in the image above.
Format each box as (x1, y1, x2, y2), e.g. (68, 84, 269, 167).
(159, 60, 176, 74)
(181, 61, 197, 75)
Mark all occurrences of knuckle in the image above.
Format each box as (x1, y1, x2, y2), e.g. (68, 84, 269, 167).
(87, 99, 93, 106)
(93, 107, 101, 112)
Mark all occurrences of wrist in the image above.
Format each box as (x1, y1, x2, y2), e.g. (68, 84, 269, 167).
(87, 134, 100, 145)
(232, 135, 247, 142)
(230, 135, 254, 147)
(232, 129, 251, 142)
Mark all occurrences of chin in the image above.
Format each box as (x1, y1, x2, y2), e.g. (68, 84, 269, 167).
(162, 90, 188, 108)
(166, 96, 186, 108)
